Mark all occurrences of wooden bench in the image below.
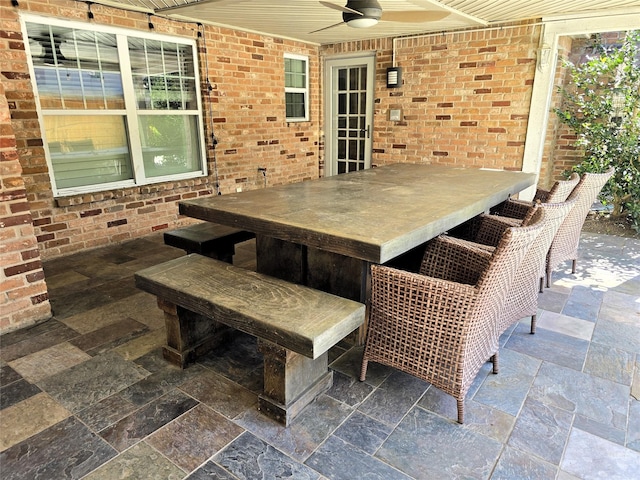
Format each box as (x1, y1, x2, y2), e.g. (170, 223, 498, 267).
(135, 254, 365, 425)
(163, 223, 255, 263)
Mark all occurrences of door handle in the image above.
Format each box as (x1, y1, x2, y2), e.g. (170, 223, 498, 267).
(361, 125, 370, 138)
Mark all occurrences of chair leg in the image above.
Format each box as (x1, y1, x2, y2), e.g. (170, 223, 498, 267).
(456, 399, 464, 424)
(491, 351, 499, 374)
(359, 359, 368, 382)
(546, 266, 552, 288)
(571, 259, 577, 274)
(530, 314, 537, 334)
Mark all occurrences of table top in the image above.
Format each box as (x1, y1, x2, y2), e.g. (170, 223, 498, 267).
(180, 164, 536, 264)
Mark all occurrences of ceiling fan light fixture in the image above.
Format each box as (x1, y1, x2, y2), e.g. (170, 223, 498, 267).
(342, 0, 381, 28)
(346, 17, 379, 28)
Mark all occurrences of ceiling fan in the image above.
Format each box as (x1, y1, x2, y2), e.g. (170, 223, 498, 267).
(312, 0, 449, 33)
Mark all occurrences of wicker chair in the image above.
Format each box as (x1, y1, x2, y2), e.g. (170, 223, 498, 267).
(448, 200, 575, 334)
(360, 213, 544, 424)
(544, 167, 615, 287)
(493, 173, 580, 220)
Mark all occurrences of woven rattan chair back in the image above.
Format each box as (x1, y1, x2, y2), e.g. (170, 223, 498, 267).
(534, 172, 580, 203)
(499, 199, 575, 335)
(360, 212, 544, 423)
(545, 167, 615, 287)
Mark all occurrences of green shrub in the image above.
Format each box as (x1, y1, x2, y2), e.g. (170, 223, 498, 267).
(555, 30, 640, 232)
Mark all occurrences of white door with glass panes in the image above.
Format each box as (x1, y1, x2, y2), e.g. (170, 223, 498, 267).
(324, 55, 375, 176)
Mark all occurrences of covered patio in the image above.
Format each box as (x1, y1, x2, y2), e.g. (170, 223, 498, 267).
(1, 230, 638, 479)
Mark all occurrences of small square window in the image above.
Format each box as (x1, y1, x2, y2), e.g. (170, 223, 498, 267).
(284, 54, 309, 121)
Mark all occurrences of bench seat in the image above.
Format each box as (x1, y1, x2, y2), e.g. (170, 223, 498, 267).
(135, 254, 365, 425)
(163, 222, 255, 263)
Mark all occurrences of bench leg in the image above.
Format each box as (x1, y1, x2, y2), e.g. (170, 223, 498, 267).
(257, 339, 333, 426)
(158, 299, 234, 368)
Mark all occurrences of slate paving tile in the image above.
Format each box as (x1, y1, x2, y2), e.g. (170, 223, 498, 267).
(75, 392, 139, 432)
(147, 403, 245, 472)
(573, 413, 626, 446)
(331, 346, 392, 387)
(0, 318, 72, 348)
(535, 288, 568, 314)
(0, 363, 21, 385)
(473, 348, 540, 417)
(197, 332, 264, 386)
(187, 460, 241, 479)
(418, 388, 516, 444)
(628, 399, 640, 452)
(0, 416, 117, 479)
(561, 285, 604, 322)
(235, 394, 352, 462)
(376, 407, 502, 479)
(332, 411, 393, 454)
(179, 368, 258, 419)
(99, 389, 199, 451)
(214, 431, 321, 480)
(83, 441, 184, 480)
(533, 310, 595, 341)
(490, 445, 558, 480)
(529, 361, 629, 431)
(0, 320, 79, 362)
(357, 370, 429, 427)
(9, 342, 91, 383)
(507, 397, 573, 465)
(306, 435, 411, 480)
(119, 361, 206, 407)
(50, 289, 116, 321)
(0, 378, 42, 410)
(561, 428, 640, 479)
(38, 351, 150, 413)
(504, 322, 589, 371)
(0, 392, 72, 451)
(70, 317, 149, 355)
(325, 369, 375, 407)
(584, 341, 635, 385)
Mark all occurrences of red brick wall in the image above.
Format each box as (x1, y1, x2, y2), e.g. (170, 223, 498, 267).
(1, 0, 320, 261)
(321, 22, 541, 170)
(0, 81, 51, 332)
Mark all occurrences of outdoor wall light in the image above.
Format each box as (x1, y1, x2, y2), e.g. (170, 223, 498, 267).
(387, 67, 402, 88)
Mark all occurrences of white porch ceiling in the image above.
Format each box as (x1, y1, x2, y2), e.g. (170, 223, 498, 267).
(94, 0, 640, 44)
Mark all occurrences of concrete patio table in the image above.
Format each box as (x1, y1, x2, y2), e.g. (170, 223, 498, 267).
(179, 163, 536, 342)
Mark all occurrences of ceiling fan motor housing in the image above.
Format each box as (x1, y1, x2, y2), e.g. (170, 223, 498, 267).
(342, 0, 382, 23)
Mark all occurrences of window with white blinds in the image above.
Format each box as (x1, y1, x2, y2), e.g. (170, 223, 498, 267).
(23, 15, 207, 196)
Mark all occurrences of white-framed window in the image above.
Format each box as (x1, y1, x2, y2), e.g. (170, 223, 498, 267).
(284, 53, 309, 122)
(22, 15, 207, 197)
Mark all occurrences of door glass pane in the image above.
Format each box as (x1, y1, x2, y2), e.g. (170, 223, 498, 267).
(139, 115, 202, 177)
(334, 64, 369, 175)
(43, 115, 131, 189)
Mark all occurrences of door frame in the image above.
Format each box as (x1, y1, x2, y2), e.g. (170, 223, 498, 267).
(323, 52, 376, 177)
(521, 10, 640, 200)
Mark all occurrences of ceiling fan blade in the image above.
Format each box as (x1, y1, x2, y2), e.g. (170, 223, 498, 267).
(309, 21, 346, 34)
(380, 10, 449, 23)
(319, 1, 363, 16)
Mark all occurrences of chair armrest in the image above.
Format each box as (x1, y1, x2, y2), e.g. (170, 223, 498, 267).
(419, 235, 492, 286)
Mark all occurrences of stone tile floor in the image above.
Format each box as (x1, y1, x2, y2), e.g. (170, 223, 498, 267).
(1, 231, 639, 479)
